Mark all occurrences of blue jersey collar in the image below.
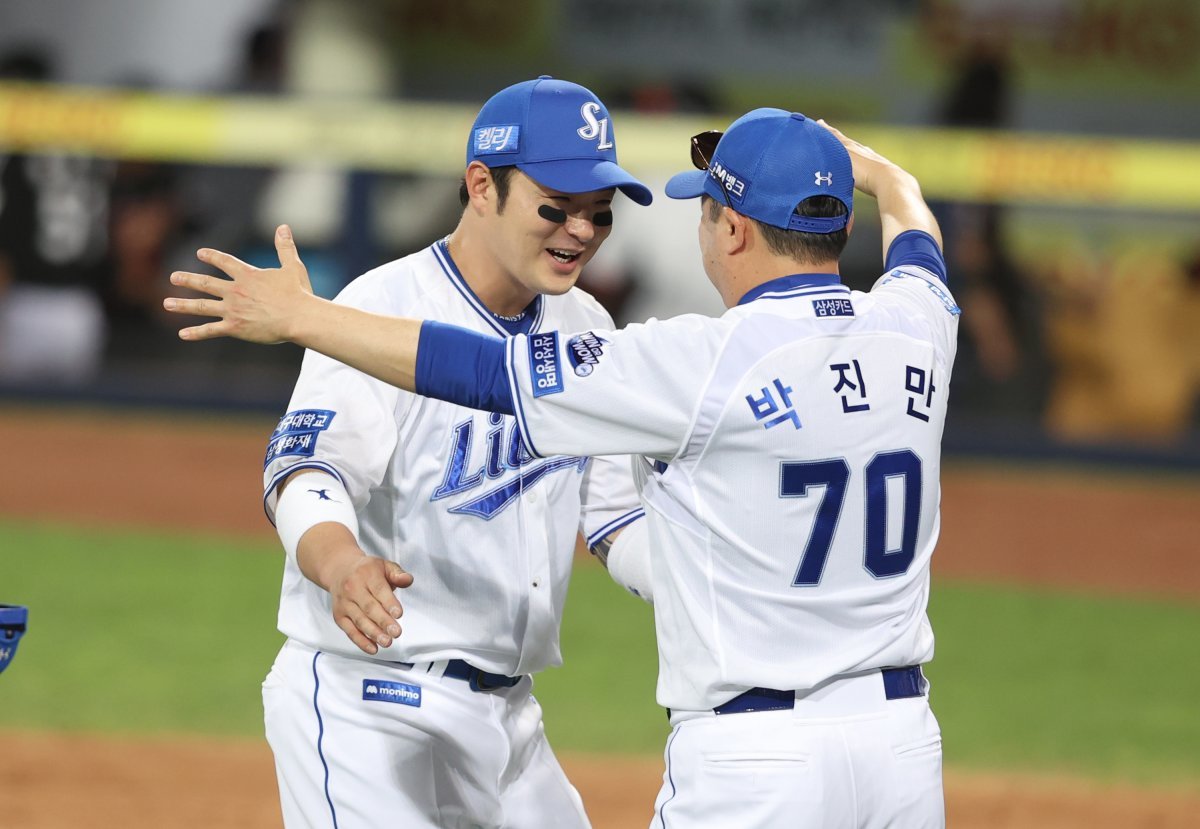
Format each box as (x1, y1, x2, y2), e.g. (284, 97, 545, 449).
(737, 273, 843, 306)
(434, 239, 543, 336)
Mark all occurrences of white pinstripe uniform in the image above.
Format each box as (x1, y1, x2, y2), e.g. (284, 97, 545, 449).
(261, 239, 642, 828)
(503, 261, 959, 828)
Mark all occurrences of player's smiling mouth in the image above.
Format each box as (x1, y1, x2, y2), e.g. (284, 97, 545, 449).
(547, 248, 581, 264)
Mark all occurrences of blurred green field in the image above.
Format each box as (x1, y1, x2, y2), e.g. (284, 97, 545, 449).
(2, 518, 1198, 788)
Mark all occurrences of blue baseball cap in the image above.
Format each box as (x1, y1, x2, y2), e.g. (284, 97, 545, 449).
(665, 109, 852, 233)
(466, 76, 653, 206)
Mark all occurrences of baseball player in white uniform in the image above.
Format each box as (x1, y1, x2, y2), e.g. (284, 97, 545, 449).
(187, 77, 653, 828)
(169, 110, 958, 828)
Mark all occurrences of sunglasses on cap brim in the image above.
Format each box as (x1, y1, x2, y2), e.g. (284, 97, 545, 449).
(689, 131, 734, 211)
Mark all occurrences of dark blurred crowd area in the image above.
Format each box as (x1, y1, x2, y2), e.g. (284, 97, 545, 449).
(1, 14, 1198, 459)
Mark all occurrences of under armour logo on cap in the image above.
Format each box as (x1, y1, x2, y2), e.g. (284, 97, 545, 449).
(665, 109, 853, 233)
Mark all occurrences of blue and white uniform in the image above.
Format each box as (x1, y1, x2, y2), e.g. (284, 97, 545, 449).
(498, 235, 958, 828)
(261, 240, 642, 829)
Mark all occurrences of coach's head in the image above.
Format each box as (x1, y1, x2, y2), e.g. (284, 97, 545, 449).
(458, 76, 651, 298)
(665, 109, 854, 307)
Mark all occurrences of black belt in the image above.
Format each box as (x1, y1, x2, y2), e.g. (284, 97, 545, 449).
(398, 658, 523, 693)
(713, 666, 927, 716)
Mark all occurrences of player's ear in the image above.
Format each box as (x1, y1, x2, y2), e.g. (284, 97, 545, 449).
(846, 211, 855, 237)
(724, 208, 749, 255)
(463, 161, 496, 214)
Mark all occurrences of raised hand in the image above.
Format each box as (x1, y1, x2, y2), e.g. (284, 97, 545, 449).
(164, 224, 316, 343)
(815, 119, 900, 199)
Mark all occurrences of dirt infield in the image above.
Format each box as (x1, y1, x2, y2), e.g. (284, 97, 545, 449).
(4, 732, 1200, 829)
(2, 405, 1198, 828)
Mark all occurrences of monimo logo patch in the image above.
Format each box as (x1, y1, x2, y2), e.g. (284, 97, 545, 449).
(363, 679, 422, 707)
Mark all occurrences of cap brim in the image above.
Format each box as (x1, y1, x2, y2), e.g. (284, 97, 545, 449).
(519, 159, 653, 206)
(664, 170, 709, 200)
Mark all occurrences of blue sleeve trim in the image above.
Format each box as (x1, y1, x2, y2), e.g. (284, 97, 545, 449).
(885, 230, 947, 284)
(416, 321, 514, 415)
(586, 509, 646, 548)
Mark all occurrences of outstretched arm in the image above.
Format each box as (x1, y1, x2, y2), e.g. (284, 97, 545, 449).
(817, 120, 942, 257)
(165, 224, 422, 392)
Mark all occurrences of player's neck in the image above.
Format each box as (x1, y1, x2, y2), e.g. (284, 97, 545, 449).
(444, 225, 537, 318)
(720, 254, 841, 307)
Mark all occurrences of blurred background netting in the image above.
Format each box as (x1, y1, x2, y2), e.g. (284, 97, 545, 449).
(0, 0, 1196, 461)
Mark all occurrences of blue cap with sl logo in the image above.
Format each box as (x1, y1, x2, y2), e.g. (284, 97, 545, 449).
(466, 76, 653, 206)
(665, 108, 853, 233)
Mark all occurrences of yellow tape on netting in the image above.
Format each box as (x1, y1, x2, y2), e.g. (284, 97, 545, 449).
(2, 82, 1197, 212)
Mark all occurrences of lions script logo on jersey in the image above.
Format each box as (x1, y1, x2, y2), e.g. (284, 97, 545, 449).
(566, 332, 608, 376)
(432, 412, 587, 520)
(362, 679, 422, 707)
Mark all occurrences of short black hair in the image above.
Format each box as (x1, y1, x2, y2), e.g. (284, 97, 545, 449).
(459, 165, 516, 212)
(706, 194, 849, 265)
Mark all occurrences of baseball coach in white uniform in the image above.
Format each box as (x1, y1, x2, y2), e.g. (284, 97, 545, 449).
(169, 110, 960, 828)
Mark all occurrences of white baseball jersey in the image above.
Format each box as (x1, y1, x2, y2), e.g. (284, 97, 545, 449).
(263, 239, 643, 677)
(504, 265, 959, 711)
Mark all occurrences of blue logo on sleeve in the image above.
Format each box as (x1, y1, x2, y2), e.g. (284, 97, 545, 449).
(264, 409, 336, 467)
(813, 298, 854, 318)
(528, 332, 564, 397)
(362, 679, 422, 707)
(566, 331, 608, 376)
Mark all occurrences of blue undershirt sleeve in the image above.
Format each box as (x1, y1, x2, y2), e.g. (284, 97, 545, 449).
(885, 230, 948, 284)
(415, 321, 515, 415)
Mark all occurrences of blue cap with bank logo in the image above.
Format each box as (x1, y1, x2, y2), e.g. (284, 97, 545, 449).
(665, 108, 853, 233)
(466, 76, 653, 206)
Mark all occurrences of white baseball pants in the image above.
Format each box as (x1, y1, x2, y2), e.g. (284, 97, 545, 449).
(651, 670, 945, 828)
(263, 640, 590, 829)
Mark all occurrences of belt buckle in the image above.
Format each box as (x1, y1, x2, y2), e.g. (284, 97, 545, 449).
(468, 667, 505, 693)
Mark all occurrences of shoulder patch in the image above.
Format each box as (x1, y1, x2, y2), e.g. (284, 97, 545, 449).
(264, 409, 336, 467)
(566, 331, 609, 376)
(527, 332, 564, 397)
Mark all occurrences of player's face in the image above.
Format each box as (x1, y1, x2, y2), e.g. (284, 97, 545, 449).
(490, 172, 615, 297)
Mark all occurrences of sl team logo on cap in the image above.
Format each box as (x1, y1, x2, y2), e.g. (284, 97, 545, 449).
(576, 102, 613, 150)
